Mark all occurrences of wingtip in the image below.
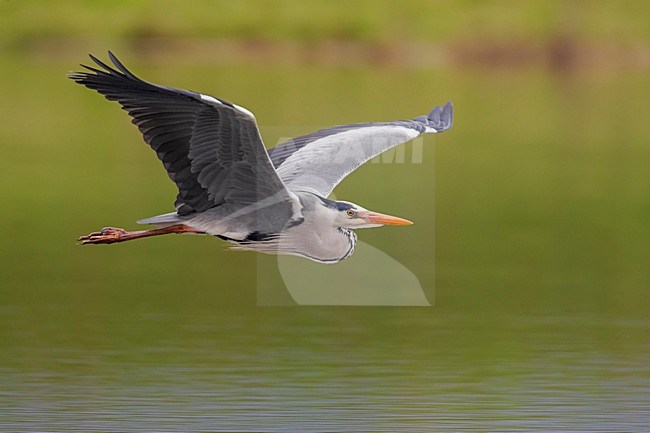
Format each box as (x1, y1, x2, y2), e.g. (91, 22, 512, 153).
(107, 50, 118, 64)
(106, 50, 141, 81)
(87, 53, 114, 72)
(442, 101, 454, 129)
(424, 101, 454, 132)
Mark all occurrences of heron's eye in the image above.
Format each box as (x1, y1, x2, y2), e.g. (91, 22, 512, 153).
(346, 209, 356, 217)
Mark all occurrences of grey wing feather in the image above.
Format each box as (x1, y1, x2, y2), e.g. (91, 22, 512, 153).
(69, 52, 294, 229)
(268, 102, 453, 197)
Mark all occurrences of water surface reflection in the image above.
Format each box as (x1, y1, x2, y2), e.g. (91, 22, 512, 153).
(2, 307, 648, 432)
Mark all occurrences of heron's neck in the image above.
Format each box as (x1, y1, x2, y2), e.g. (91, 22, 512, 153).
(335, 227, 357, 262)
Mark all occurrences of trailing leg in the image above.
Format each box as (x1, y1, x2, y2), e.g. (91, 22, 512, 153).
(78, 224, 204, 245)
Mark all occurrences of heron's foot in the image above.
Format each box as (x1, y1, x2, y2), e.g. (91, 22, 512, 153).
(78, 227, 128, 245)
(78, 224, 204, 245)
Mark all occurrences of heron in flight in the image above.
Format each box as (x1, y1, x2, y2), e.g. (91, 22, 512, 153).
(70, 52, 453, 264)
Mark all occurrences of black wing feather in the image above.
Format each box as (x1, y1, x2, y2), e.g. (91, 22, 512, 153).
(69, 52, 290, 218)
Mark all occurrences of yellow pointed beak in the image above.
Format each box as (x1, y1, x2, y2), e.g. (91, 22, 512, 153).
(361, 211, 413, 226)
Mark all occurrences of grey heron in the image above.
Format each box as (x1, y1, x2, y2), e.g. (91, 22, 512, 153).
(70, 52, 453, 264)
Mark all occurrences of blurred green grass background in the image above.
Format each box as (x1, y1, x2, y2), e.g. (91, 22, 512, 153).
(0, 0, 648, 314)
(1, 2, 650, 430)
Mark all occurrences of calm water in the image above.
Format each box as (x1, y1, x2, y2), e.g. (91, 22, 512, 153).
(2, 307, 649, 432)
(1, 46, 650, 431)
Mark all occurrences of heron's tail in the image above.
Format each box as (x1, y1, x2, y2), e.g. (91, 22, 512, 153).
(137, 212, 182, 226)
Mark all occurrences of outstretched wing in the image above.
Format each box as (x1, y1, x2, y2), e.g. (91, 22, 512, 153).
(268, 102, 453, 197)
(68, 52, 294, 226)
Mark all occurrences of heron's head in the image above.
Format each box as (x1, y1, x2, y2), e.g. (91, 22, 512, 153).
(330, 200, 413, 229)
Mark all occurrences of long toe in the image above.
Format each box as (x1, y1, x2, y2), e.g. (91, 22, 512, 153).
(79, 227, 126, 245)
(101, 227, 127, 235)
